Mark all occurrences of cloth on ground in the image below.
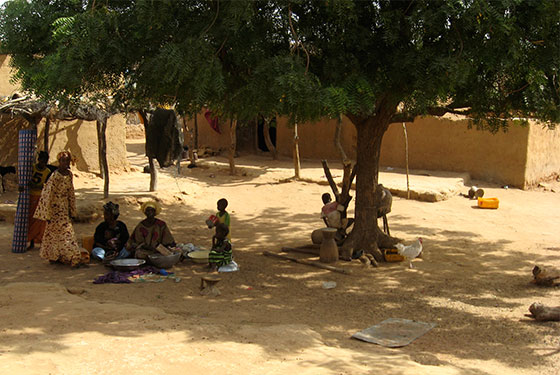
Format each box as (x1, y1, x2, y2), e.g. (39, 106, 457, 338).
(93, 266, 163, 284)
(145, 108, 183, 168)
(352, 318, 436, 347)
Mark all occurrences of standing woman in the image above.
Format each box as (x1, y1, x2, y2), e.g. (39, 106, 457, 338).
(34, 151, 89, 267)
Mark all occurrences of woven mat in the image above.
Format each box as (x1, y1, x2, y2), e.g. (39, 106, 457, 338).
(352, 318, 436, 347)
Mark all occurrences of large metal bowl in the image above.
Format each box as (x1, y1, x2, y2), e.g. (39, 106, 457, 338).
(148, 252, 182, 269)
(188, 250, 210, 264)
(110, 258, 146, 271)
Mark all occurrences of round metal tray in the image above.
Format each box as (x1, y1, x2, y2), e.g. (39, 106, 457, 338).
(110, 258, 146, 271)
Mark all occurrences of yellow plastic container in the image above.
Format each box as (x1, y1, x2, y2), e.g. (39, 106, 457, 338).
(477, 197, 499, 209)
(82, 236, 95, 253)
(384, 248, 405, 262)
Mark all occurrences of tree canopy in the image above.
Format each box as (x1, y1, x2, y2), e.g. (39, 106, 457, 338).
(1, 0, 558, 256)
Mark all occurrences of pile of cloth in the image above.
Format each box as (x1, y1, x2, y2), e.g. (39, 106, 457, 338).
(93, 266, 180, 284)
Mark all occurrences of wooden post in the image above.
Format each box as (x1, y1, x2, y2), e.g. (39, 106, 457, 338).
(194, 112, 199, 150)
(321, 159, 340, 201)
(229, 118, 237, 175)
(96, 117, 110, 198)
(335, 116, 348, 163)
(403, 122, 410, 199)
(293, 122, 301, 179)
(44, 117, 50, 153)
(149, 157, 157, 191)
(253, 117, 259, 153)
(183, 115, 196, 166)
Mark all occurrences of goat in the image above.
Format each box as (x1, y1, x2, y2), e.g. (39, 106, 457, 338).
(0, 166, 16, 193)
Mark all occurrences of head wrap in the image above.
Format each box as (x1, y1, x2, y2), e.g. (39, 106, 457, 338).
(57, 150, 72, 161)
(141, 200, 161, 215)
(103, 201, 120, 219)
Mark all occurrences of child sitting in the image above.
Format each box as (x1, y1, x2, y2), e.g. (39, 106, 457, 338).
(208, 223, 232, 272)
(321, 192, 353, 245)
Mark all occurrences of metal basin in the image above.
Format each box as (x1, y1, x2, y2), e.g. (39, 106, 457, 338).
(110, 258, 146, 271)
(148, 252, 182, 269)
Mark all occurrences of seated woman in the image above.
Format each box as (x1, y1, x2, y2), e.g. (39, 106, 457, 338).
(126, 201, 176, 260)
(91, 202, 130, 261)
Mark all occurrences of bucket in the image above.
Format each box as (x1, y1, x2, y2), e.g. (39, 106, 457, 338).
(82, 236, 95, 253)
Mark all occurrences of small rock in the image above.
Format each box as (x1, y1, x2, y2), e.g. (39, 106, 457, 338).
(66, 287, 86, 295)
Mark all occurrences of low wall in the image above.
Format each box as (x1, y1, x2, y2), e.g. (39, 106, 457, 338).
(379, 117, 530, 187)
(0, 55, 19, 97)
(0, 115, 129, 173)
(525, 122, 560, 188)
(275, 116, 559, 188)
(0, 115, 28, 166)
(37, 115, 129, 173)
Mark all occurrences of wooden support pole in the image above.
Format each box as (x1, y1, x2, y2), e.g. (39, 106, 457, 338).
(293, 122, 301, 179)
(321, 159, 340, 202)
(149, 157, 157, 192)
(96, 117, 110, 198)
(44, 118, 50, 153)
(334, 116, 348, 163)
(229, 118, 237, 175)
(263, 251, 351, 275)
(403, 122, 410, 199)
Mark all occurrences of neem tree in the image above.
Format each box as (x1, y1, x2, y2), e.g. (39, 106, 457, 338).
(2, 0, 558, 258)
(282, 0, 559, 259)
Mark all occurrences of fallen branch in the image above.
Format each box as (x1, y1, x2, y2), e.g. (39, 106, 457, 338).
(263, 251, 351, 275)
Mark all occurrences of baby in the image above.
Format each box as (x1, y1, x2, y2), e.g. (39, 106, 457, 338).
(207, 223, 232, 272)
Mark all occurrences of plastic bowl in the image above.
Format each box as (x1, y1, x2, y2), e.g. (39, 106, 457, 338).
(147, 252, 182, 269)
(188, 250, 210, 264)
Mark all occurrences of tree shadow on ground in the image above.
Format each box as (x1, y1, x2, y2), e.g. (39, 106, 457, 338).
(0, 201, 558, 374)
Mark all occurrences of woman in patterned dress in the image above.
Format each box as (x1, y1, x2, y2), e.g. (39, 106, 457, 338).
(34, 151, 89, 267)
(126, 201, 175, 260)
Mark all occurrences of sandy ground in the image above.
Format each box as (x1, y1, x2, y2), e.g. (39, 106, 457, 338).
(0, 139, 559, 375)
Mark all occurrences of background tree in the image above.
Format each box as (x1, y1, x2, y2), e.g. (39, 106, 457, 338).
(282, 0, 559, 259)
(2, 0, 558, 259)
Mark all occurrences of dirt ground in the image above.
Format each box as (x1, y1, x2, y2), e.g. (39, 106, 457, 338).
(0, 138, 559, 375)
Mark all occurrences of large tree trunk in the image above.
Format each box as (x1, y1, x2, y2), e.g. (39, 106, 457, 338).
(96, 118, 109, 198)
(344, 111, 400, 261)
(139, 110, 157, 191)
(263, 118, 278, 160)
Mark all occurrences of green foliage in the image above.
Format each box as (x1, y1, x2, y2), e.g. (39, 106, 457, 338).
(0, 0, 558, 129)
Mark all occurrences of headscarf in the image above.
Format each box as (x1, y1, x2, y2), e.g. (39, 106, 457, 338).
(141, 200, 161, 215)
(103, 201, 120, 219)
(57, 150, 72, 162)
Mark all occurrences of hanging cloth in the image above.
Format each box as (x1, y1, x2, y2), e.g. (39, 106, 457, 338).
(204, 110, 221, 134)
(12, 129, 36, 253)
(145, 108, 183, 168)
